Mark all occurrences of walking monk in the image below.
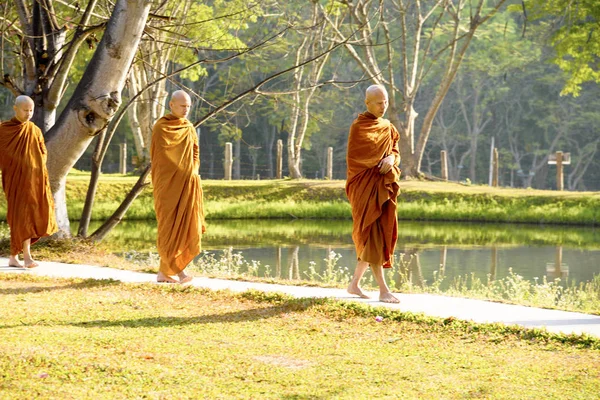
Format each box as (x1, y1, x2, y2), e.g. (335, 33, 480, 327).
(346, 85, 401, 303)
(0, 95, 58, 268)
(151, 90, 205, 284)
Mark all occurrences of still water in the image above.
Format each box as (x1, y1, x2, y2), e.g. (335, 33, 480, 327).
(92, 219, 600, 287)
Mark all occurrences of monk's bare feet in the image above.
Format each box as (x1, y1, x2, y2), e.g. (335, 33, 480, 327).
(379, 291, 400, 304)
(24, 261, 39, 269)
(8, 255, 23, 268)
(178, 272, 193, 285)
(22, 255, 39, 268)
(347, 283, 370, 299)
(157, 271, 177, 283)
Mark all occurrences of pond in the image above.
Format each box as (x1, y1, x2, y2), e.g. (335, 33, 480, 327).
(84, 219, 600, 289)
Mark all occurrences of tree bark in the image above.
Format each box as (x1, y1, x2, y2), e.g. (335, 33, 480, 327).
(45, 0, 152, 235)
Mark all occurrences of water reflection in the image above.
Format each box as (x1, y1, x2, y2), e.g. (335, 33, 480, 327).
(80, 219, 600, 287)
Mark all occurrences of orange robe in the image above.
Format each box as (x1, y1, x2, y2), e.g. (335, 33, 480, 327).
(151, 114, 205, 275)
(0, 118, 58, 255)
(346, 112, 401, 268)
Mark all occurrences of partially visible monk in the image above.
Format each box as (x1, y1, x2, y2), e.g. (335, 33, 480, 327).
(0, 95, 58, 268)
(345, 84, 401, 303)
(151, 90, 205, 284)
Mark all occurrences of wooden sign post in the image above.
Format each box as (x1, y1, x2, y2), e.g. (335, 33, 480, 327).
(548, 151, 571, 191)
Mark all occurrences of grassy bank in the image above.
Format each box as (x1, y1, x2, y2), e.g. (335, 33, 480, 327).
(1, 173, 599, 225)
(1, 274, 599, 399)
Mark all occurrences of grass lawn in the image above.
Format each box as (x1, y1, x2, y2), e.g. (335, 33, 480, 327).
(1, 274, 599, 399)
(1, 173, 599, 224)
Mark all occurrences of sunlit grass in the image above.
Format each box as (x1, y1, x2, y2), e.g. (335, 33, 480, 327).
(0, 274, 599, 399)
(1, 174, 599, 225)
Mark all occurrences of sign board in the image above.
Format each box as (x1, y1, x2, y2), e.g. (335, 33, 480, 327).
(548, 152, 571, 165)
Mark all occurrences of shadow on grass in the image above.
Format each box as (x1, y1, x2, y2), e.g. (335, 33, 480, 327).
(69, 304, 307, 329)
(0, 277, 121, 295)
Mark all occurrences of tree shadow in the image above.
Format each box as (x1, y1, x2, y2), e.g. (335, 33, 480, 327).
(69, 304, 304, 329)
(0, 277, 121, 295)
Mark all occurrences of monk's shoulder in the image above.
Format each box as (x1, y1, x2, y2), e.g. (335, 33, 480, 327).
(28, 121, 43, 134)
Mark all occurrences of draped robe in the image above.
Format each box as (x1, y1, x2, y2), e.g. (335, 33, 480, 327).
(346, 112, 401, 268)
(151, 114, 205, 275)
(0, 118, 58, 255)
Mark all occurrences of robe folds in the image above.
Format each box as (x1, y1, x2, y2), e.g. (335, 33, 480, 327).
(0, 118, 58, 255)
(346, 112, 401, 268)
(151, 114, 205, 276)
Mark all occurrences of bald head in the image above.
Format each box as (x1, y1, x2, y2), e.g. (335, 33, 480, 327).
(365, 84, 388, 118)
(13, 95, 35, 123)
(169, 90, 192, 119)
(365, 85, 387, 100)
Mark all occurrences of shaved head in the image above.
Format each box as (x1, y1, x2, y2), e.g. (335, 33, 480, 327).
(364, 84, 388, 118)
(15, 95, 34, 107)
(170, 90, 191, 103)
(169, 90, 192, 119)
(365, 85, 388, 100)
(13, 95, 35, 123)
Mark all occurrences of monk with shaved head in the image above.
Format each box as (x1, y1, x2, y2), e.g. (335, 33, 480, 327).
(345, 84, 401, 303)
(0, 95, 58, 268)
(151, 90, 205, 284)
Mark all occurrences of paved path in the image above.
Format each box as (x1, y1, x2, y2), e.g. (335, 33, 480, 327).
(2, 257, 600, 338)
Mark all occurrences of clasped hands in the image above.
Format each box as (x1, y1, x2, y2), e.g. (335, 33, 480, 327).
(378, 155, 396, 174)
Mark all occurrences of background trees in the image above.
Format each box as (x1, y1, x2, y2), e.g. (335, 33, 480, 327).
(1, 0, 600, 237)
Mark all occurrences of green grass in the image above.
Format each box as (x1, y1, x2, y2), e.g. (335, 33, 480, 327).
(1, 274, 599, 399)
(1, 173, 599, 225)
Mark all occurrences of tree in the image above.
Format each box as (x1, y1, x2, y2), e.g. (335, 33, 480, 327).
(321, 0, 509, 177)
(521, 0, 600, 96)
(1, 0, 152, 235)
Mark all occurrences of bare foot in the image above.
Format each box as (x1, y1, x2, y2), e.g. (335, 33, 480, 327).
(8, 255, 23, 268)
(157, 271, 177, 283)
(379, 292, 400, 304)
(24, 261, 39, 269)
(347, 283, 370, 299)
(177, 271, 193, 285)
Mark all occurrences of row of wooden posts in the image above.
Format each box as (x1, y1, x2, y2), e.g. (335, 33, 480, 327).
(119, 141, 569, 190)
(440, 149, 570, 191)
(223, 140, 334, 180)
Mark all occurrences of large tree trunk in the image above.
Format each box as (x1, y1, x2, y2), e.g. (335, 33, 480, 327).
(6, 0, 102, 133)
(45, 0, 152, 235)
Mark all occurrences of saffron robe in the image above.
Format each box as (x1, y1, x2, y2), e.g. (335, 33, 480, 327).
(151, 114, 205, 275)
(0, 118, 58, 255)
(346, 112, 401, 268)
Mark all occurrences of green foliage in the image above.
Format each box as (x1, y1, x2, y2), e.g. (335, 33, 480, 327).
(519, 0, 600, 96)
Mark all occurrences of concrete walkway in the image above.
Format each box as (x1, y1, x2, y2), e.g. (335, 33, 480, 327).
(2, 257, 600, 338)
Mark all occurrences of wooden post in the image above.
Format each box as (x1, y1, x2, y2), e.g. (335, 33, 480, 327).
(326, 147, 333, 180)
(488, 137, 495, 185)
(556, 151, 563, 191)
(119, 143, 127, 174)
(276, 139, 283, 179)
(440, 150, 448, 181)
(492, 148, 499, 187)
(224, 142, 233, 180)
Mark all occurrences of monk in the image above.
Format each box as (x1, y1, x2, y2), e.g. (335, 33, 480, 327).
(151, 90, 205, 284)
(0, 95, 58, 268)
(345, 84, 401, 303)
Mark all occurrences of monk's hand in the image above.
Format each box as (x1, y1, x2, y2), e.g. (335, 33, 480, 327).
(378, 155, 395, 174)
